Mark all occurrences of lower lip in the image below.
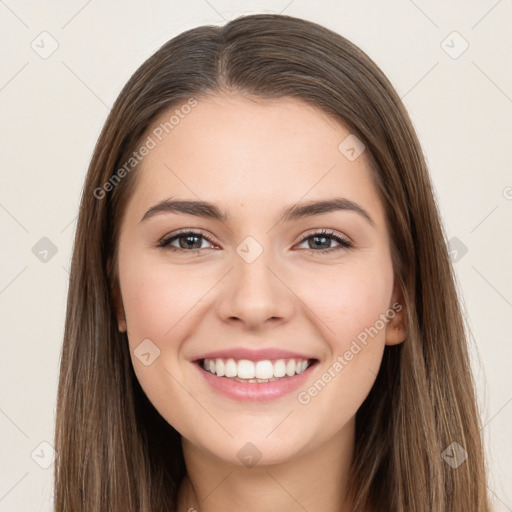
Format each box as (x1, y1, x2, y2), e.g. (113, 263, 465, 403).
(195, 361, 317, 402)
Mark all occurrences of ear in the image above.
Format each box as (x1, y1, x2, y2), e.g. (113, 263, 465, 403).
(107, 257, 127, 333)
(384, 280, 406, 346)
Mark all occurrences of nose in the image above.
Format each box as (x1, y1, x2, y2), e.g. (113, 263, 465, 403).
(215, 250, 295, 331)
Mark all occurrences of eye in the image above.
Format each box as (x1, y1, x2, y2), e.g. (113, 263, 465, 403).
(157, 228, 353, 255)
(157, 230, 217, 253)
(295, 229, 353, 254)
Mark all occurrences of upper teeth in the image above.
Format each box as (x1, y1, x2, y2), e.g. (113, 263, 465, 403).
(202, 358, 310, 379)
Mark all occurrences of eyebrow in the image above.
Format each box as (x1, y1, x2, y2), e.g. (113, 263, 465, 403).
(140, 197, 375, 227)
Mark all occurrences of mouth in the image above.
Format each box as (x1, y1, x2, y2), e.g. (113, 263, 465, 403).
(198, 357, 318, 382)
(193, 356, 319, 401)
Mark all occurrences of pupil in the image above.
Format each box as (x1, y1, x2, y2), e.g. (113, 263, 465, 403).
(312, 235, 329, 249)
(181, 235, 201, 249)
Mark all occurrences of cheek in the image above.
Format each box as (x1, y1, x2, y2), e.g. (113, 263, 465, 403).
(117, 254, 202, 434)
(119, 254, 208, 343)
(306, 260, 394, 349)
(122, 276, 173, 341)
(296, 262, 393, 411)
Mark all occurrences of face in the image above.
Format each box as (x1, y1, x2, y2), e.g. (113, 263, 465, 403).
(113, 93, 406, 466)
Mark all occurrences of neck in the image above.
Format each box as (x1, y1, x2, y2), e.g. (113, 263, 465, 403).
(177, 419, 355, 512)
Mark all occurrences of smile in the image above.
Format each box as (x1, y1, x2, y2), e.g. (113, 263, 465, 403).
(195, 356, 319, 401)
(202, 357, 312, 382)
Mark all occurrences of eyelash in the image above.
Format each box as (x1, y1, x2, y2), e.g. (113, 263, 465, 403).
(157, 229, 353, 254)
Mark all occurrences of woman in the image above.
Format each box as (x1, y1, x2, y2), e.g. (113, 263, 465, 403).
(54, 13, 491, 511)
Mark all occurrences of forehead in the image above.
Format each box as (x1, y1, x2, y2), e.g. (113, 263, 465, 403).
(125, 93, 385, 228)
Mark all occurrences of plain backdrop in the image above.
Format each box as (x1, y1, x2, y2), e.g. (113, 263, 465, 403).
(0, 1, 511, 510)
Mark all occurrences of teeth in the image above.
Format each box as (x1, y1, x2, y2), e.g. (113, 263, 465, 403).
(238, 359, 254, 379)
(273, 360, 286, 378)
(255, 360, 273, 379)
(201, 357, 312, 380)
(216, 359, 225, 377)
(286, 359, 296, 376)
(225, 359, 237, 378)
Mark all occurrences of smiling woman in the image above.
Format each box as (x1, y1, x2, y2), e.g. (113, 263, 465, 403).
(54, 13, 491, 512)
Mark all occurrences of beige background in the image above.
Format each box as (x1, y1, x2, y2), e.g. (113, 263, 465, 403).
(0, 1, 511, 510)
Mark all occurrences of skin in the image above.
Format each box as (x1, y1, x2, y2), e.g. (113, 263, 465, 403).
(112, 93, 406, 512)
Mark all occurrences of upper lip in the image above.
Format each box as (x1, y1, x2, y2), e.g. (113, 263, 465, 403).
(193, 348, 316, 362)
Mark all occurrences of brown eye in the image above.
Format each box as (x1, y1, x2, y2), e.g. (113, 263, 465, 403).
(158, 230, 216, 252)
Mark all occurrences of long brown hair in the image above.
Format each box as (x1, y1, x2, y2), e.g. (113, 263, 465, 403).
(54, 13, 491, 511)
